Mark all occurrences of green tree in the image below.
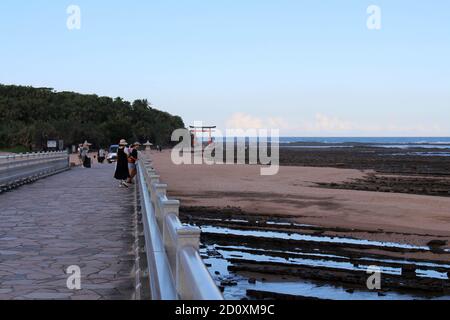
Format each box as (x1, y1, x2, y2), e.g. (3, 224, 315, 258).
(0, 84, 185, 149)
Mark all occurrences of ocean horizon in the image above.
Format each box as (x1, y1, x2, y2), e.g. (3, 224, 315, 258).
(278, 137, 450, 145)
(211, 136, 450, 145)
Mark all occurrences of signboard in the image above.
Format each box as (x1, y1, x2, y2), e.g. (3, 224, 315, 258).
(47, 140, 57, 149)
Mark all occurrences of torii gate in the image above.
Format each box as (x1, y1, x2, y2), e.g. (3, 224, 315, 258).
(189, 126, 216, 147)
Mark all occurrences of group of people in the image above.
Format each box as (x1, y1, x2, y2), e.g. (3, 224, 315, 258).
(78, 142, 106, 168)
(114, 139, 140, 188)
(78, 139, 142, 188)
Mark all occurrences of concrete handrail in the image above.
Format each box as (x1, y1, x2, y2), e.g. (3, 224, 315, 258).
(136, 152, 223, 300)
(0, 151, 69, 188)
(0, 151, 67, 169)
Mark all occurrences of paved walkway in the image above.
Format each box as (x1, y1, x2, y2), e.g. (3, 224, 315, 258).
(0, 164, 135, 300)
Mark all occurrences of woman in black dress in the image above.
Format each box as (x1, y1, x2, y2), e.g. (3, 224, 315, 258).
(114, 139, 130, 187)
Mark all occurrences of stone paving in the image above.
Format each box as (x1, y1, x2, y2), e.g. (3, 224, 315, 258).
(0, 164, 135, 300)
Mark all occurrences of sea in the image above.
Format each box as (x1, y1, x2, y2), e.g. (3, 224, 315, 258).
(210, 137, 450, 156)
(279, 137, 450, 148)
(277, 137, 450, 156)
(216, 137, 450, 147)
(278, 137, 450, 145)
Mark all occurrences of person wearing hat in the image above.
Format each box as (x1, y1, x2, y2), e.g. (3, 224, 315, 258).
(81, 141, 91, 168)
(114, 139, 130, 187)
(127, 142, 141, 184)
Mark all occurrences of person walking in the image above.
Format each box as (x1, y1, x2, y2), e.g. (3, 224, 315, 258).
(114, 139, 130, 187)
(78, 144, 84, 165)
(81, 141, 91, 168)
(127, 142, 140, 184)
(98, 147, 106, 164)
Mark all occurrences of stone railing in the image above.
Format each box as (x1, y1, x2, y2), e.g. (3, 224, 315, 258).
(136, 152, 223, 300)
(0, 151, 70, 191)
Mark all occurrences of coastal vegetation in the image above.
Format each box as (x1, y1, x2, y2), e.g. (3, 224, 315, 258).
(0, 84, 185, 150)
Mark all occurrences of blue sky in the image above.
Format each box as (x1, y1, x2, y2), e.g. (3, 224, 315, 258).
(0, 1, 449, 136)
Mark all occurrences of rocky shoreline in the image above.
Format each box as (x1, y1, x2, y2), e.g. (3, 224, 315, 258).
(279, 145, 450, 197)
(279, 145, 450, 175)
(181, 208, 450, 300)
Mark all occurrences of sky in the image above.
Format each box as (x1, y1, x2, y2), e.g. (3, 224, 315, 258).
(0, 0, 449, 137)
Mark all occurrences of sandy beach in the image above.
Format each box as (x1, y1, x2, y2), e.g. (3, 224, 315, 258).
(150, 150, 450, 246)
(150, 148, 450, 299)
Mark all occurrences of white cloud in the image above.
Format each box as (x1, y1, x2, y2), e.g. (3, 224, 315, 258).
(226, 113, 291, 130)
(225, 112, 446, 136)
(298, 113, 445, 136)
(266, 116, 290, 129)
(226, 113, 264, 129)
(303, 113, 355, 131)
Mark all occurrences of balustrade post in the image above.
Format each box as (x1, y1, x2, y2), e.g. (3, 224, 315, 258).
(143, 157, 152, 165)
(153, 184, 169, 227)
(146, 174, 160, 197)
(144, 159, 153, 167)
(149, 182, 163, 217)
(161, 199, 179, 216)
(161, 199, 180, 235)
(175, 226, 202, 299)
(146, 167, 157, 176)
(149, 174, 160, 185)
(158, 201, 180, 288)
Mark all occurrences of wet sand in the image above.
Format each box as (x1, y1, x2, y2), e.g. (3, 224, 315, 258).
(150, 150, 450, 246)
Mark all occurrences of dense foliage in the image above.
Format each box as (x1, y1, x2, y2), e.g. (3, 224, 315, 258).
(0, 84, 185, 150)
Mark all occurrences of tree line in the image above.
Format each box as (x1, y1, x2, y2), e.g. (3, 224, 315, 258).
(0, 84, 185, 150)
